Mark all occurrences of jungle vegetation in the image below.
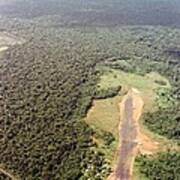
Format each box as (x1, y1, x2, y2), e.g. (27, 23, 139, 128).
(0, 0, 180, 179)
(136, 152, 180, 180)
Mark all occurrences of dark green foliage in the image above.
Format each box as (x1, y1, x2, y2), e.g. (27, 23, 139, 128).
(102, 132, 115, 146)
(136, 152, 180, 180)
(0, 26, 180, 178)
(154, 80, 167, 86)
(0, 31, 110, 179)
(94, 86, 121, 99)
(94, 129, 115, 146)
(0, 25, 180, 179)
(0, 3, 180, 178)
(0, 173, 10, 180)
(143, 106, 180, 142)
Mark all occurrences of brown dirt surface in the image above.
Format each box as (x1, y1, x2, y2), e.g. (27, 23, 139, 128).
(108, 88, 159, 180)
(131, 88, 159, 155)
(0, 166, 18, 180)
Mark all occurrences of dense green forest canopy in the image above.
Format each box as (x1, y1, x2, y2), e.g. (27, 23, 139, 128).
(0, 0, 180, 179)
(136, 152, 180, 180)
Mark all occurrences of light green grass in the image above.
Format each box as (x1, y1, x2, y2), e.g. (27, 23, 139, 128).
(86, 95, 121, 139)
(96, 67, 175, 147)
(97, 67, 170, 111)
(98, 67, 170, 91)
(85, 95, 122, 161)
(86, 66, 171, 134)
(85, 67, 172, 172)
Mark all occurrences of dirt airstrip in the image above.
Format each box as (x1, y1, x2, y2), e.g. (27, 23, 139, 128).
(108, 88, 159, 180)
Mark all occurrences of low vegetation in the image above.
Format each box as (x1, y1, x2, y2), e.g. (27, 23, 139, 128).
(97, 67, 170, 111)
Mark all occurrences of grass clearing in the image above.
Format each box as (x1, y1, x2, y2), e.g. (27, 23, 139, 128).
(85, 95, 122, 161)
(85, 66, 171, 164)
(97, 67, 170, 111)
(86, 95, 121, 139)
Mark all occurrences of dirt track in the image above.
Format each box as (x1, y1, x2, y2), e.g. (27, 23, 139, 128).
(0, 166, 17, 180)
(108, 88, 158, 180)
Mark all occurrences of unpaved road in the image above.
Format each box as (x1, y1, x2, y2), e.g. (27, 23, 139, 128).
(116, 95, 137, 180)
(108, 89, 158, 180)
(109, 89, 143, 180)
(0, 166, 17, 180)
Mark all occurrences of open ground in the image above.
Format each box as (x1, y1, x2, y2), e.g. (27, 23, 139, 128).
(85, 67, 177, 179)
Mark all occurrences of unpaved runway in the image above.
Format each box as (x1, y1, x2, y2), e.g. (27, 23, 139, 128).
(108, 88, 159, 180)
(115, 95, 137, 180)
(108, 89, 144, 180)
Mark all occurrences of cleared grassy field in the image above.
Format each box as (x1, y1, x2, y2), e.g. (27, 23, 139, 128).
(85, 67, 171, 164)
(86, 67, 171, 136)
(97, 67, 170, 111)
(86, 96, 121, 139)
(85, 95, 122, 161)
